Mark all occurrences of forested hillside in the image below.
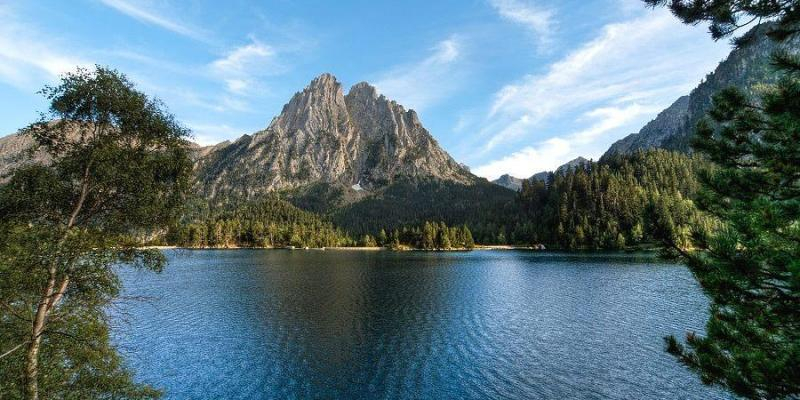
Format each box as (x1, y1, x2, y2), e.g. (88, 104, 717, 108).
(326, 177, 517, 244)
(167, 197, 353, 248)
(513, 149, 713, 249)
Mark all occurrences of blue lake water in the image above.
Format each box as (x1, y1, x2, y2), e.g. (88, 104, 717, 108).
(112, 250, 733, 399)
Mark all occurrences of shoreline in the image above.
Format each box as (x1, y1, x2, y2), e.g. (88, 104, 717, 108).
(141, 244, 661, 252)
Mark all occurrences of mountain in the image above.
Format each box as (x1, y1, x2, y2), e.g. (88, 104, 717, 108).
(555, 157, 589, 175)
(603, 23, 788, 158)
(530, 171, 550, 183)
(194, 73, 474, 201)
(492, 174, 524, 191)
(0, 133, 38, 180)
(523, 157, 590, 184)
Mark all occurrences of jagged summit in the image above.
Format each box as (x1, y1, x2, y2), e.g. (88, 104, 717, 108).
(194, 73, 475, 200)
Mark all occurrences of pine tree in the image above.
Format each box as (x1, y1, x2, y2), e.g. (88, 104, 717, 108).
(462, 225, 475, 249)
(647, 1, 800, 398)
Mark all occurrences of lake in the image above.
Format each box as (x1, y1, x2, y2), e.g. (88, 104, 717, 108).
(112, 250, 733, 399)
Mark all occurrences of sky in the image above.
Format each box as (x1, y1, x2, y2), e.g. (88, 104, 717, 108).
(0, 0, 733, 179)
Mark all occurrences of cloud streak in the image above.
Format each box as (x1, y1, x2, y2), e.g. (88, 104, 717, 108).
(475, 103, 657, 179)
(210, 40, 278, 95)
(372, 37, 465, 111)
(99, 0, 206, 41)
(468, 8, 730, 178)
(489, 0, 555, 49)
(0, 5, 89, 89)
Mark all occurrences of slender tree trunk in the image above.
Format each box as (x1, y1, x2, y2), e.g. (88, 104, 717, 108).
(24, 161, 89, 399)
(24, 268, 55, 400)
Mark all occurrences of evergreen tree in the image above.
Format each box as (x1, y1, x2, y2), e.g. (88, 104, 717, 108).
(462, 225, 475, 249)
(438, 223, 452, 249)
(422, 222, 436, 249)
(377, 229, 388, 246)
(648, 1, 800, 398)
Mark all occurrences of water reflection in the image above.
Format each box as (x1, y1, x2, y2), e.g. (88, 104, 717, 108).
(113, 250, 732, 399)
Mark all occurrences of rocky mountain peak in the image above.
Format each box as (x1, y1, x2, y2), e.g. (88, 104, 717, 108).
(260, 73, 350, 145)
(348, 82, 379, 99)
(194, 73, 475, 200)
(492, 174, 524, 191)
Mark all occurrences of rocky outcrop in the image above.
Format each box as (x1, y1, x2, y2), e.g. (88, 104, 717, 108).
(555, 157, 589, 175)
(194, 73, 474, 200)
(603, 23, 788, 158)
(604, 96, 690, 156)
(492, 174, 524, 191)
(0, 133, 41, 180)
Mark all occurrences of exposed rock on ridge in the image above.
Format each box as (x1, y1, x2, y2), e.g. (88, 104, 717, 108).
(603, 23, 789, 158)
(194, 73, 474, 200)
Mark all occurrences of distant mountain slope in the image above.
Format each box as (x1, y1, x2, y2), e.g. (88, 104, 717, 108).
(329, 177, 516, 242)
(536, 157, 590, 178)
(603, 23, 788, 158)
(194, 74, 474, 201)
(0, 133, 38, 179)
(492, 174, 524, 191)
(555, 157, 589, 175)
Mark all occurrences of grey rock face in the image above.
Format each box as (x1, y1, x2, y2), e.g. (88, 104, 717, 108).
(194, 73, 474, 200)
(555, 157, 589, 175)
(603, 23, 787, 158)
(0, 133, 40, 180)
(604, 96, 690, 157)
(492, 174, 524, 191)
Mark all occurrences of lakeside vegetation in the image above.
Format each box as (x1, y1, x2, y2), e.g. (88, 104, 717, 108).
(165, 149, 709, 252)
(166, 199, 476, 251)
(513, 149, 714, 250)
(0, 67, 189, 399)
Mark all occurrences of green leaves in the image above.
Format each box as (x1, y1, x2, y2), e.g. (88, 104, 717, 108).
(0, 66, 191, 398)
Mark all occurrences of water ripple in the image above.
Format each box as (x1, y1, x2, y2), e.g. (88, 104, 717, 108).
(111, 250, 734, 399)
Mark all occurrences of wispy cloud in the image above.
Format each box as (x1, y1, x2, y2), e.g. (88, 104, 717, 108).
(474, 138, 572, 179)
(468, 8, 730, 175)
(99, 0, 206, 41)
(489, 0, 555, 49)
(0, 5, 89, 89)
(372, 37, 465, 111)
(209, 39, 279, 96)
(474, 103, 656, 180)
(186, 122, 251, 146)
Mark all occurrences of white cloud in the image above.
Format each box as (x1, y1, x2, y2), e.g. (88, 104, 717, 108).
(209, 40, 278, 96)
(570, 103, 660, 143)
(474, 103, 656, 180)
(474, 138, 572, 179)
(489, 0, 555, 49)
(99, 0, 206, 41)
(186, 122, 250, 146)
(372, 37, 464, 111)
(475, 8, 730, 158)
(0, 6, 89, 89)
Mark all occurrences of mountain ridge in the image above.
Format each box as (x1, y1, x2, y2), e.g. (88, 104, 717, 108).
(193, 73, 475, 201)
(603, 23, 787, 158)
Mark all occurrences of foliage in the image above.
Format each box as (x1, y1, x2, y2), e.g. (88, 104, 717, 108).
(0, 66, 191, 399)
(327, 177, 517, 244)
(516, 149, 712, 249)
(168, 196, 352, 248)
(647, 1, 800, 398)
(644, 0, 799, 45)
(661, 70, 800, 400)
(387, 222, 475, 250)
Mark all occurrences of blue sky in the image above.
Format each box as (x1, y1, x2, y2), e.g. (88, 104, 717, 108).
(0, 0, 732, 179)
